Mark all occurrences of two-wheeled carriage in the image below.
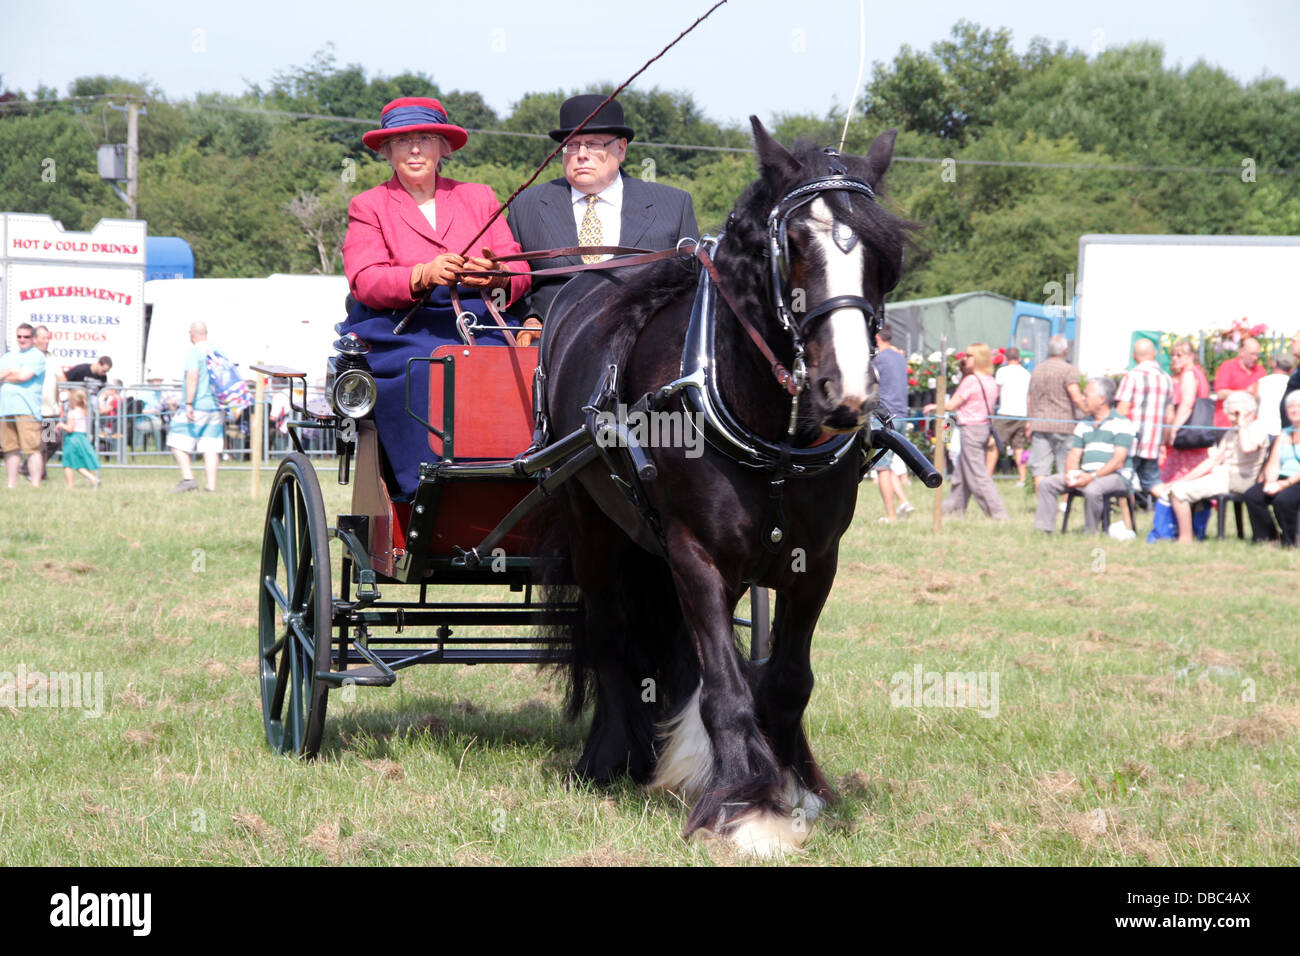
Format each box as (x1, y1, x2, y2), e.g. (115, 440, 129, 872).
(255, 120, 946, 857)
(254, 330, 776, 758)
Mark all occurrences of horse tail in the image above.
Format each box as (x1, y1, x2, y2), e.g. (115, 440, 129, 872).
(536, 489, 697, 782)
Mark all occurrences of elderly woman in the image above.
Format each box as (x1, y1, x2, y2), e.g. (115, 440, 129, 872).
(1152, 392, 1267, 544)
(342, 97, 531, 497)
(925, 343, 1009, 520)
(1242, 390, 1300, 547)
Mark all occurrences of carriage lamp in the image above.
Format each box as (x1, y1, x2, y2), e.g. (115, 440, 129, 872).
(331, 333, 377, 419)
(333, 368, 378, 419)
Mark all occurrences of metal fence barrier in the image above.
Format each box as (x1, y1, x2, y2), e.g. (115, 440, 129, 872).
(45, 382, 335, 469)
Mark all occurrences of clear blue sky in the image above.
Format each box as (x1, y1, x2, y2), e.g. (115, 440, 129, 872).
(3, 0, 1297, 128)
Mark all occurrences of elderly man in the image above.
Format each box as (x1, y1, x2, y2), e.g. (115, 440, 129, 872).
(0, 323, 47, 488)
(1152, 392, 1267, 544)
(166, 322, 223, 492)
(1034, 377, 1137, 534)
(507, 94, 698, 331)
(1213, 336, 1265, 428)
(1026, 334, 1087, 492)
(1115, 337, 1174, 498)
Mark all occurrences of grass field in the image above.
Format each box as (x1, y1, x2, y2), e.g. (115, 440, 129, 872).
(1, 464, 1297, 866)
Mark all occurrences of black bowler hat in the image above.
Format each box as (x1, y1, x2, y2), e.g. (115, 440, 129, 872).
(549, 94, 635, 143)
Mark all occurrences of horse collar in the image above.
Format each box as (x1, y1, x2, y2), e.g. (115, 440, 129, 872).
(662, 261, 859, 475)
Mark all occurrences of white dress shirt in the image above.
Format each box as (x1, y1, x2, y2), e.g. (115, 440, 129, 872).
(570, 175, 623, 259)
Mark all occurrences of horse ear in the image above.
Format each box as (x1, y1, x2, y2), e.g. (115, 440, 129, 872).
(750, 116, 802, 191)
(862, 128, 897, 187)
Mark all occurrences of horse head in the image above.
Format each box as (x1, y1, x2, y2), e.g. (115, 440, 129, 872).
(741, 119, 908, 437)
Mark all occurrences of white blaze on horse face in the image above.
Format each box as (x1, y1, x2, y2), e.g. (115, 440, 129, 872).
(807, 198, 870, 407)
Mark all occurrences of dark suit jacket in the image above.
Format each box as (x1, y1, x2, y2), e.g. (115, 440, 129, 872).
(506, 172, 697, 321)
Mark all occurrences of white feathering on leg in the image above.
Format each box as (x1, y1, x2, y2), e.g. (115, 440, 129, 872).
(725, 808, 811, 857)
(649, 685, 713, 803)
(783, 770, 827, 821)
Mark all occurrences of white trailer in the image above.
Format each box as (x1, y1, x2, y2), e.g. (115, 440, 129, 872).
(1074, 234, 1300, 376)
(143, 274, 349, 385)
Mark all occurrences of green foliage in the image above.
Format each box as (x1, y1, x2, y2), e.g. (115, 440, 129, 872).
(0, 109, 120, 229)
(2, 26, 1295, 294)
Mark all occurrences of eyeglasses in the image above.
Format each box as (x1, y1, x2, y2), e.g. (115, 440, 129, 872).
(388, 134, 441, 152)
(561, 137, 619, 157)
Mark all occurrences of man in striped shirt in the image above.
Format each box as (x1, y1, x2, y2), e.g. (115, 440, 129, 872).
(1035, 377, 1137, 533)
(1115, 338, 1173, 498)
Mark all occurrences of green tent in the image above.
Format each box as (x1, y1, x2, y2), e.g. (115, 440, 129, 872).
(883, 291, 1014, 358)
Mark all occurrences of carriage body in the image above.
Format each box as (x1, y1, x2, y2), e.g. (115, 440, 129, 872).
(256, 334, 774, 757)
(254, 341, 578, 757)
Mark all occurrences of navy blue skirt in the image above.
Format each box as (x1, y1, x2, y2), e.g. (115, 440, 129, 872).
(341, 287, 521, 497)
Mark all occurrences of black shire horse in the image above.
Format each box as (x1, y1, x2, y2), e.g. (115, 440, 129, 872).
(541, 119, 910, 854)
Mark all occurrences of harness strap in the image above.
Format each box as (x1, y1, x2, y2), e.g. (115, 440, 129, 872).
(747, 446, 793, 585)
(694, 245, 800, 397)
(449, 284, 518, 347)
(458, 245, 693, 282)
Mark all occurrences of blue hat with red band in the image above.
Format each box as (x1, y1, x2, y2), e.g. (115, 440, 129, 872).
(363, 97, 469, 152)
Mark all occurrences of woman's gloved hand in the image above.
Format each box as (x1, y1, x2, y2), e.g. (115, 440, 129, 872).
(409, 253, 465, 295)
(461, 248, 511, 291)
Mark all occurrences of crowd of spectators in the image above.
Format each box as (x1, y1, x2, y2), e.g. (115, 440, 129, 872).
(899, 328, 1300, 548)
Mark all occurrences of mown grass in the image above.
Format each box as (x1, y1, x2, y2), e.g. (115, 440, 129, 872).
(1, 467, 1297, 865)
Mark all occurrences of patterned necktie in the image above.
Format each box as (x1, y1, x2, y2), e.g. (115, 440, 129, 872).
(578, 194, 602, 263)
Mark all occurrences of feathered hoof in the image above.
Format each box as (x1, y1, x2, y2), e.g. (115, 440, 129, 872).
(783, 770, 828, 821)
(702, 807, 812, 858)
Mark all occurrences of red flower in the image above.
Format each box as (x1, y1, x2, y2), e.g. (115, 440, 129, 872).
(955, 351, 966, 360)
(993, 354, 1005, 365)
(908, 377, 919, 386)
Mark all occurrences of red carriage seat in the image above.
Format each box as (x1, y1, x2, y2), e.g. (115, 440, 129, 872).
(427, 344, 536, 460)
(421, 344, 541, 557)
(354, 344, 546, 577)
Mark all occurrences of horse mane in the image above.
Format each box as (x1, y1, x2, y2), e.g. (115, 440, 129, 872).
(593, 136, 914, 379)
(590, 255, 701, 379)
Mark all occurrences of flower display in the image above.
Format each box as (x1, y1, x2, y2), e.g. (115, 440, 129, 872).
(907, 350, 964, 397)
(1160, 319, 1284, 381)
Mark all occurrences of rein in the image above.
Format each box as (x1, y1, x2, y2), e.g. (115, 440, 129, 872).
(454, 240, 803, 399)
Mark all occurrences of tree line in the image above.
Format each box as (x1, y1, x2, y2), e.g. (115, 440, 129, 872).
(2, 21, 1297, 303)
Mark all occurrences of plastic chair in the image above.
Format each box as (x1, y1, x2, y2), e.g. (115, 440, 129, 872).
(1061, 486, 1138, 534)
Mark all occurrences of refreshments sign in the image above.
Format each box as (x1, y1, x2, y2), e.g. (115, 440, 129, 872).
(1, 215, 147, 385)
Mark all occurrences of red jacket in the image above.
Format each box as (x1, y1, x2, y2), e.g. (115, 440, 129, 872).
(342, 174, 530, 310)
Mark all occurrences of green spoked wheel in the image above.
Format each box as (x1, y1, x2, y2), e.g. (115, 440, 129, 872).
(258, 453, 332, 757)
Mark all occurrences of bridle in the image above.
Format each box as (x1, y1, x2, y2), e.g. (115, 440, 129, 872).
(705, 148, 883, 435)
(767, 154, 881, 351)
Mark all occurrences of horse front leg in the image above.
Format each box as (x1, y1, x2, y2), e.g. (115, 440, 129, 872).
(755, 575, 837, 822)
(649, 529, 803, 856)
